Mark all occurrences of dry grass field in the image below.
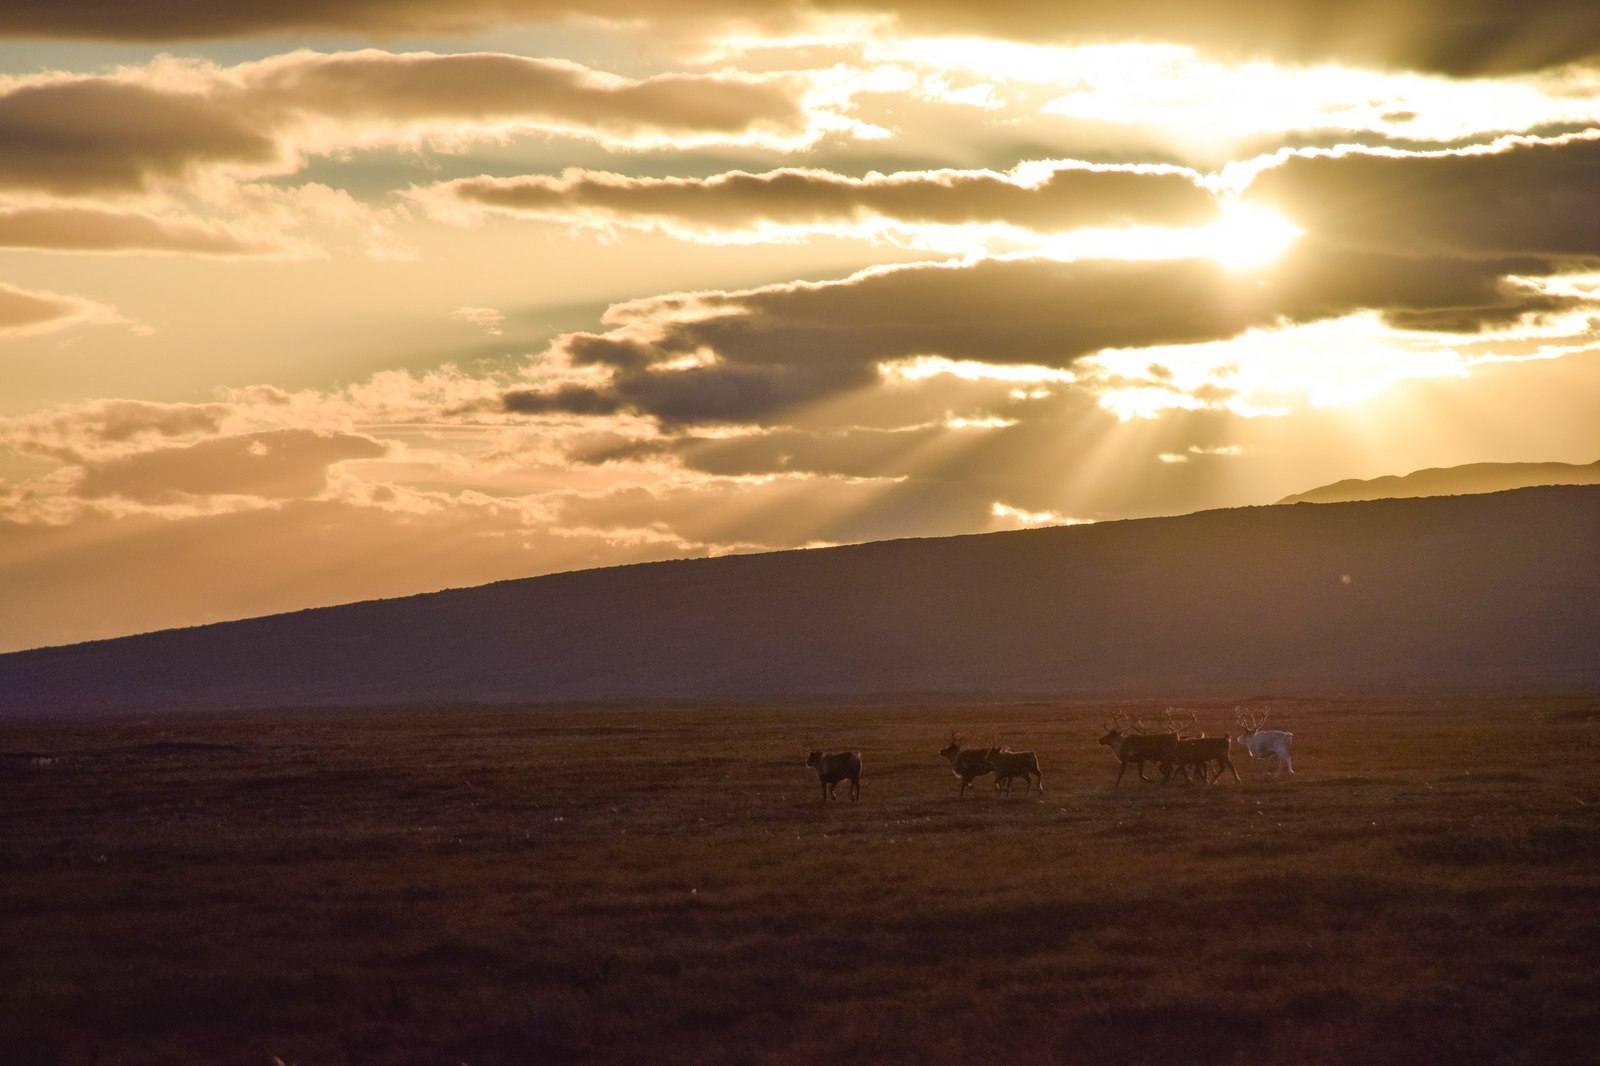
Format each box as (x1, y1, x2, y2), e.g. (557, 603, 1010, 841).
(3, 697, 1598, 1065)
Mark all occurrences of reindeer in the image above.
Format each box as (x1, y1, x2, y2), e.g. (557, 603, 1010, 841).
(806, 750, 862, 801)
(1097, 712, 1178, 786)
(1170, 735, 1240, 784)
(988, 747, 1044, 796)
(1157, 707, 1240, 784)
(1234, 708, 1295, 779)
(937, 735, 996, 796)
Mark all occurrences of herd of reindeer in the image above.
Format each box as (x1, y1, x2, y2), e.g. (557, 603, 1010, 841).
(804, 707, 1296, 801)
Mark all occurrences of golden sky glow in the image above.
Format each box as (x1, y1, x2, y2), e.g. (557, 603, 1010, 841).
(2, 2, 1600, 651)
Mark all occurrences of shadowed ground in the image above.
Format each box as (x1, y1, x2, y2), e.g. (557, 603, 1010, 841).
(3, 697, 1597, 1064)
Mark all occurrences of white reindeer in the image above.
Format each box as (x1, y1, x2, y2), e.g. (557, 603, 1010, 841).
(1234, 708, 1295, 779)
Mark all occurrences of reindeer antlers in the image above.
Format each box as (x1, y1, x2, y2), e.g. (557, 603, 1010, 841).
(1129, 711, 1166, 735)
(1233, 706, 1268, 732)
(1101, 710, 1133, 733)
(1161, 705, 1199, 738)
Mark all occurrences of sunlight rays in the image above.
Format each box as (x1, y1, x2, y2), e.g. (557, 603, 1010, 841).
(1074, 309, 1589, 423)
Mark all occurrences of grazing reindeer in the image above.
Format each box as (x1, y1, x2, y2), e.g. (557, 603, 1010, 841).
(938, 735, 996, 796)
(1234, 708, 1295, 779)
(1097, 713, 1178, 786)
(989, 747, 1044, 796)
(806, 750, 862, 801)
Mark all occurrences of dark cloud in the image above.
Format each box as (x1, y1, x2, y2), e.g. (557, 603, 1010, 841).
(536, 256, 1262, 423)
(0, 79, 278, 196)
(0, 206, 282, 256)
(1248, 136, 1600, 262)
(1267, 240, 1574, 329)
(513, 242, 1577, 425)
(590, 257, 1260, 370)
(503, 385, 627, 416)
(433, 163, 1218, 234)
(612, 361, 884, 426)
(7, 2, 1598, 75)
(0, 53, 809, 197)
(73, 429, 386, 502)
(854, 0, 1600, 76)
(0, 1, 623, 41)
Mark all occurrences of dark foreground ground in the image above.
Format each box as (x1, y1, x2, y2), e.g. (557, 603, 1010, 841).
(3, 697, 1598, 1065)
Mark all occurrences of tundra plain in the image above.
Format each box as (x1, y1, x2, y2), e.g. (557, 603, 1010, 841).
(4, 697, 1598, 1065)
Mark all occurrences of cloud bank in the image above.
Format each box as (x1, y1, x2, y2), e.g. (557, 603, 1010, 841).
(1246, 133, 1600, 262)
(420, 162, 1220, 241)
(7, 1, 1600, 75)
(0, 50, 821, 201)
(506, 239, 1579, 426)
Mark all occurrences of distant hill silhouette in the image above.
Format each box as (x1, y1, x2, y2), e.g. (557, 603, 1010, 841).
(1278, 459, 1600, 505)
(2, 485, 1597, 714)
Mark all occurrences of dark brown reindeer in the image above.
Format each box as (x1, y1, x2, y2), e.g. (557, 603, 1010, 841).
(1170, 735, 1241, 784)
(1159, 707, 1240, 784)
(805, 750, 861, 801)
(1096, 712, 1178, 786)
(937, 734, 996, 796)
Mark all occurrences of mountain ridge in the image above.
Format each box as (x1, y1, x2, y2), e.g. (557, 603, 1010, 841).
(3, 484, 1597, 715)
(1278, 459, 1600, 505)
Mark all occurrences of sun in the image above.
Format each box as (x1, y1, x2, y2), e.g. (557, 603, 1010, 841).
(1029, 198, 1303, 269)
(1202, 201, 1303, 270)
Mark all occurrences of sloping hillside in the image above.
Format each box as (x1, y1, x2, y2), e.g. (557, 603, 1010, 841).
(1278, 460, 1600, 505)
(3, 485, 1598, 714)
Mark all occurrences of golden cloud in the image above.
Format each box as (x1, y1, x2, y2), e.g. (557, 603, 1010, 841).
(0, 51, 822, 199)
(419, 161, 1219, 241)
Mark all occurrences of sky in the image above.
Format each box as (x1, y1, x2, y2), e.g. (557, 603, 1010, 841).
(3, 1, 1600, 653)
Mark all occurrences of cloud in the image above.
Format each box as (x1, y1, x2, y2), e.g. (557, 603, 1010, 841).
(0, 51, 819, 198)
(72, 429, 388, 502)
(1246, 132, 1600, 262)
(418, 161, 1220, 241)
(0, 1, 642, 41)
(0, 281, 127, 338)
(0, 205, 287, 256)
(7, 2, 1600, 75)
(860, 1, 1600, 76)
(504, 385, 629, 417)
(241, 49, 812, 146)
(0, 76, 280, 196)
(451, 306, 506, 336)
(508, 242, 1578, 425)
(0, 399, 235, 462)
